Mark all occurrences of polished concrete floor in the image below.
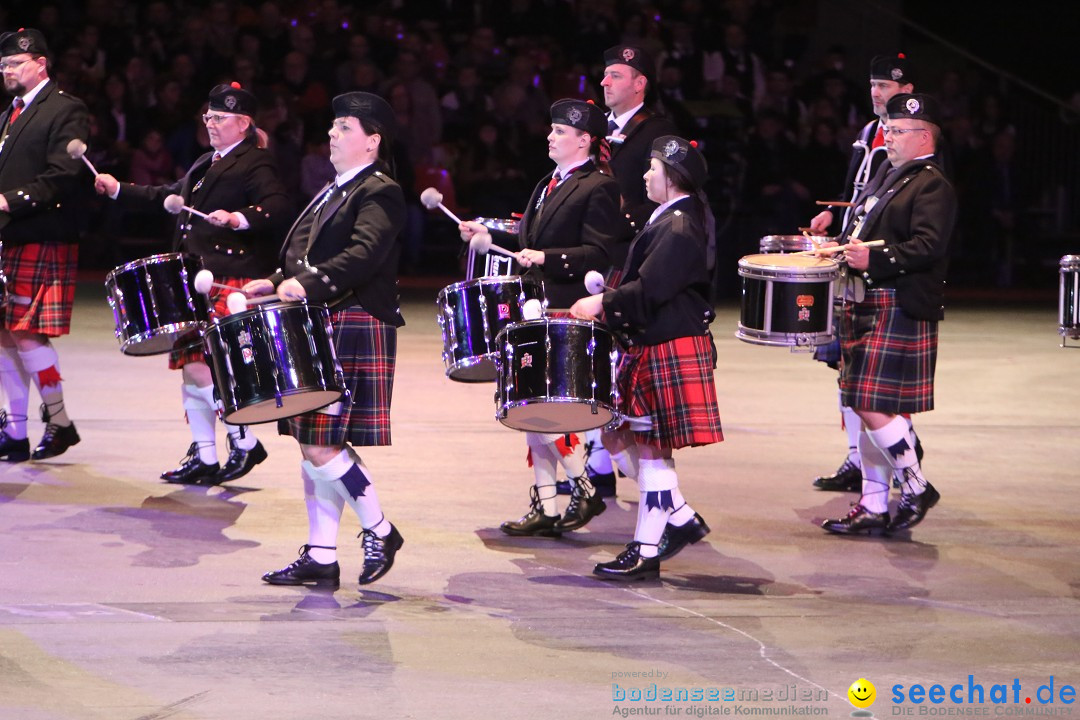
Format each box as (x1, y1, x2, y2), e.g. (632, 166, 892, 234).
(1, 282, 1078, 720)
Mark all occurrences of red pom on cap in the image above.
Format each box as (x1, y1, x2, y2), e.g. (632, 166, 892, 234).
(231, 81, 242, 89)
(18, 27, 25, 32)
(689, 140, 698, 148)
(587, 99, 596, 105)
(898, 53, 906, 59)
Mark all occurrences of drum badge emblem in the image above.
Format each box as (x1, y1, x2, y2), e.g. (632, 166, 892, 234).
(905, 97, 920, 114)
(796, 294, 814, 323)
(567, 107, 582, 124)
(521, 353, 533, 369)
(622, 48, 635, 62)
(498, 303, 511, 320)
(225, 96, 237, 110)
(238, 330, 254, 363)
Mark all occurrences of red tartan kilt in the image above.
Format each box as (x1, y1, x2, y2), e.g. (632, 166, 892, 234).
(168, 275, 258, 369)
(840, 289, 938, 414)
(1, 243, 78, 336)
(280, 306, 396, 448)
(617, 333, 724, 450)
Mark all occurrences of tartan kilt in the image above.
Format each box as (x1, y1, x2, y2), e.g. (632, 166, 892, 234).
(1, 242, 78, 336)
(279, 306, 396, 448)
(617, 333, 724, 450)
(840, 289, 938, 414)
(168, 275, 257, 369)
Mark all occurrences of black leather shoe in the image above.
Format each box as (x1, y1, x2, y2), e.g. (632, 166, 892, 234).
(358, 524, 404, 585)
(0, 431, 30, 463)
(656, 512, 711, 561)
(205, 437, 267, 485)
(593, 542, 661, 581)
(821, 503, 890, 535)
(813, 457, 861, 491)
(500, 487, 562, 537)
(553, 476, 606, 532)
(31, 422, 80, 460)
(889, 482, 940, 531)
(262, 545, 341, 588)
(161, 443, 220, 484)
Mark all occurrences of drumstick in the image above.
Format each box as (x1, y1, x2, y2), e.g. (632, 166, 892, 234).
(801, 230, 822, 248)
(793, 239, 885, 256)
(66, 139, 100, 177)
(467, 230, 520, 259)
(419, 187, 464, 225)
(584, 270, 614, 294)
(815, 200, 855, 208)
(225, 292, 282, 314)
(193, 269, 245, 295)
(164, 194, 211, 220)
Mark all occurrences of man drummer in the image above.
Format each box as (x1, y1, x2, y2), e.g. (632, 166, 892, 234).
(95, 82, 291, 485)
(820, 93, 956, 536)
(246, 91, 405, 588)
(0, 28, 89, 463)
(806, 53, 924, 493)
(459, 98, 622, 537)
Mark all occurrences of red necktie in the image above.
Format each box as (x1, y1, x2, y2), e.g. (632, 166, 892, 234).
(871, 125, 885, 149)
(8, 98, 23, 126)
(545, 172, 560, 198)
(212, 152, 222, 163)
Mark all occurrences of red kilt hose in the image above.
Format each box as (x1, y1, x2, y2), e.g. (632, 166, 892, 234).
(280, 306, 396, 448)
(840, 289, 938, 414)
(168, 275, 257, 369)
(1, 243, 78, 336)
(617, 333, 724, 450)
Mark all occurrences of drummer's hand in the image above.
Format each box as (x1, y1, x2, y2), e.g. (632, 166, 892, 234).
(844, 239, 870, 271)
(94, 173, 120, 197)
(458, 220, 485, 242)
(276, 278, 307, 302)
(808, 209, 833, 234)
(570, 294, 604, 320)
(518, 249, 545, 267)
(242, 278, 275, 297)
(206, 209, 240, 228)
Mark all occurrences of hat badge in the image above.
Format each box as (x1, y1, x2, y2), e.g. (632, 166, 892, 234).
(18, 37, 31, 52)
(891, 68, 903, 81)
(622, 47, 635, 62)
(663, 139, 680, 158)
(224, 95, 237, 110)
(905, 97, 920, 114)
(566, 106, 583, 124)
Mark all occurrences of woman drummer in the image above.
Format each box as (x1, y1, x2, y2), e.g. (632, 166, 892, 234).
(459, 98, 625, 538)
(570, 135, 722, 580)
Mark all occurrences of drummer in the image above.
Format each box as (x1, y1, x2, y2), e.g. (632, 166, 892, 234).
(95, 82, 291, 485)
(244, 91, 405, 589)
(570, 136, 722, 580)
(459, 98, 625, 538)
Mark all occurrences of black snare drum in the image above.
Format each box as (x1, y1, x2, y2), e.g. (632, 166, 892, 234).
(759, 235, 828, 253)
(105, 253, 211, 355)
(496, 318, 617, 433)
(437, 275, 544, 382)
(737, 253, 840, 347)
(204, 301, 345, 424)
(1059, 255, 1080, 345)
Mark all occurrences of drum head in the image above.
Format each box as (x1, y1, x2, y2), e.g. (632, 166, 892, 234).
(741, 253, 837, 270)
(500, 401, 615, 433)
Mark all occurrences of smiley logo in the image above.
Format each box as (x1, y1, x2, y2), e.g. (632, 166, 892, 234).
(848, 678, 876, 709)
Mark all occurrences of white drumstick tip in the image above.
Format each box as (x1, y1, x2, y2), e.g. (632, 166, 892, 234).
(163, 194, 185, 214)
(226, 292, 249, 314)
(469, 231, 493, 255)
(419, 187, 443, 209)
(522, 298, 544, 321)
(66, 138, 88, 159)
(584, 270, 606, 295)
(193, 269, 214, 294)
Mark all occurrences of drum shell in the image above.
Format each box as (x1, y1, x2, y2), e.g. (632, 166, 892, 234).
(737, 253, 840, 347)
(204, 301, 345, 424)
(496, 318, 617, 433)
(437, 275, 544, 382)
(1059, 255, 1080, 340)
(104, 253, 211, 355)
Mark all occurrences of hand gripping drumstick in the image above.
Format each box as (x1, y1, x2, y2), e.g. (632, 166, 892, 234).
(164, 194, 211, 220)
(793, 239, 885, 256)
(66, 139, 100, 177)
(584, 270, 615, 295)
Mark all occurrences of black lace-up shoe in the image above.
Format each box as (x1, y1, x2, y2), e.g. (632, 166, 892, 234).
(813, 457, 861, 491)
(889, 482, 940, 531)
(553, 475, 606, 532)
(0, 431, 30, 463)
(656, 512, 711, 561)
(32, 422, 80, 460)
(821, 503, 890, 535)
(500, 486, 562, 537)
(593, 542, 661, 581)
(357, 524, 404, 585)
(262, 545, 341, 588)
(206, 437, 267, 485)
(161, 443, 220, 484)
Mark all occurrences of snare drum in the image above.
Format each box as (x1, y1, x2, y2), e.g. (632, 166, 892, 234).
(437, 275, 544, 382)
(496, 318, 617, 433)
(1059, 255, 1080, 343)
(759, 234, 831, 253)
(737, 253, 840, 347)
(105, 253, 212, 355)
(204, 301, 345, 424)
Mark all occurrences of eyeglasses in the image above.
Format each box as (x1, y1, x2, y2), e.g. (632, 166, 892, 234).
(882, 126, 928, 136)
(201, 113, 237, 125)
(0, 57, 35, 72)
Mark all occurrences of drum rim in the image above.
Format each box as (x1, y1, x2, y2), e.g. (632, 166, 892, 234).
(207, 299, 327, 327)
(498, 396, 616, 433)
(118, 321, 206, 355)
(105, 252, 201, 282)
(221, 388, 345, 425)
(739, 253, 839, 269)
(735, 324, 836, 347)
(445, 353, 498, 382)
(438, 274, 540, 296)
(1059, 255, 1080, 268)
(496, 316, 613, 336)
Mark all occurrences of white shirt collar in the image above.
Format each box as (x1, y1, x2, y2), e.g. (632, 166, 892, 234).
(336, 161, 373, 186)
(609, 103, 644, 134)
(16, 77, 49, 109)
(213, 137, 244, 159)
(646, 193, 690, 225)
(554, 157, 589, 180)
